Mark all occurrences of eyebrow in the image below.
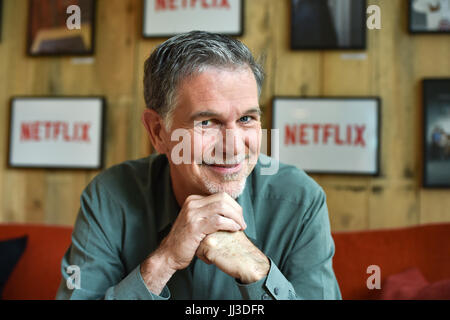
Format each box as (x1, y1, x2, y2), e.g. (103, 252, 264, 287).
(188, 107, 262, 122)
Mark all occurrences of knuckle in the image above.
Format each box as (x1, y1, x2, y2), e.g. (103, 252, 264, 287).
(186, 223, 195, 234)
(203, 235, 216, 248)
(212, 215, 223, 228)
(184, 208, 194, 220)
(185, 198, 195, 209)
(219, 192, 228, 200)
(217, 202, 227, 212)
(185, 195, 201, 207)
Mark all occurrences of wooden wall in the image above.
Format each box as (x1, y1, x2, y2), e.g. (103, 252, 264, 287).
(0, 0, 449, 231)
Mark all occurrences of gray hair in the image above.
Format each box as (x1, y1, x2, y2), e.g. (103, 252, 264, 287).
(143, 31, 265, 130)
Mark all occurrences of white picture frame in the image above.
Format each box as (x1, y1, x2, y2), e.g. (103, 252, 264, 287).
(272, 97, 380, 175)
(142, 0, 244, 37)
(8, 97, 105, 169)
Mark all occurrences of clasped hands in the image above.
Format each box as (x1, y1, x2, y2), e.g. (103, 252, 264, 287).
(158, 192, 270, 284)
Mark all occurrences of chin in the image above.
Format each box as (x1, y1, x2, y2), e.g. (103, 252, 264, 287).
(201, 176, 247, 199)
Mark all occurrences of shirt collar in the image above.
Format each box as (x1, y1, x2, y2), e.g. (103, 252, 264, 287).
(154, 154, 257, 242)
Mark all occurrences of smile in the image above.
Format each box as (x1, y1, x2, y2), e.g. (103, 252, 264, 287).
(203, 162, 243, 174)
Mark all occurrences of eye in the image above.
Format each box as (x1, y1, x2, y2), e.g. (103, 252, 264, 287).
(239, 116, 253, 123)
(201, 120, 210, 126)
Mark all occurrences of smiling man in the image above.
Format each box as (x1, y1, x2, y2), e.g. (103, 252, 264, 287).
(56, 31, 341, 300)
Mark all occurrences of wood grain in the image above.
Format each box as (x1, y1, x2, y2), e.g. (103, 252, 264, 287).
(0, 0, 448, 229)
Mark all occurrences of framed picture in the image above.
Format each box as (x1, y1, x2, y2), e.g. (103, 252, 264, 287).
(27, 0, 96, 56)
(423, 79, 450, 188)
(272, 97, 380, 175)
(142, 0, 243, 38)
(291, 0, 366, 50)
(8, 97, 105, 169)
(409, 0, 450, 33)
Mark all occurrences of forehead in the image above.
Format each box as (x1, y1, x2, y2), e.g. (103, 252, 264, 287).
(175, 66, 259, 118)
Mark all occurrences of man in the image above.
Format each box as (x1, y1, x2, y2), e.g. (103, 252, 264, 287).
(56, 31, 341, 300)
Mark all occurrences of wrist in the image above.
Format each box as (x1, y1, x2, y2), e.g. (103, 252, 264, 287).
(239, 255, 270, 284)
(140, 249, 177, 295)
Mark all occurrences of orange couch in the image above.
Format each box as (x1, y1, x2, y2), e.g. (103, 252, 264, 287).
(332, 223, 450, 299)
(1, 222, 450, 300)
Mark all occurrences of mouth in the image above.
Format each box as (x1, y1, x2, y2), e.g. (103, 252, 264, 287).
(202, 162, 243, 175)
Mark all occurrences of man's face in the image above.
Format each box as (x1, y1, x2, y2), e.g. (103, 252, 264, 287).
(164, 66, 262, 199)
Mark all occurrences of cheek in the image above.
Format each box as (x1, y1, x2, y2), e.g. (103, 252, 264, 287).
(197, 132, 217, 152)
(192, 131, 217, 163)
(244, 129, 262, 153)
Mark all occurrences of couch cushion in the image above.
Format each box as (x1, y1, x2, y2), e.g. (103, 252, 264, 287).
(0, 236, 28, 299)
(380, 267, 450, 300)
(379, 267, 428, 299)
(0, 224, 72, 300)
(332, 223, 450, 299)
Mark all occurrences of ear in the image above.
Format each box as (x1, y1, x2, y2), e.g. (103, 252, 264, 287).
(141, 108, 169, 155)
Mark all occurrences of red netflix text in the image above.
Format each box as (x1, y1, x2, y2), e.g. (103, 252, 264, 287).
(155, 0, 231, 10)
(284, 123, 366, 147)
(20, 121, 91, 143)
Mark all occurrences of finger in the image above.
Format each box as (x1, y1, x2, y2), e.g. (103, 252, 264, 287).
(198, 192, 242, 214)
(220, 192, 244, 214)
(203, 201, 246, 230)
(183, 194, 206, 208)
(197, 255, 212, 265)
(200, 215, 242, 235)
(195, 247, 212, 265)
(216, 193, 247, 228)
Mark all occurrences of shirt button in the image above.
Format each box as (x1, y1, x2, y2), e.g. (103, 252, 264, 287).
(274, 287, 279, 295)
(262, 293, 271, 300)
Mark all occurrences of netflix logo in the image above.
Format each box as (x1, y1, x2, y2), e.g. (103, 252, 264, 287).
(20, 121, 91, 143)
(143, 0, 241, 37)
(284, 123, 366, 147)
(155, 0, 231, 10)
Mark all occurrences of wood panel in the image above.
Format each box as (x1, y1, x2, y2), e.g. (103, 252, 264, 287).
(0, 0, 449, 230)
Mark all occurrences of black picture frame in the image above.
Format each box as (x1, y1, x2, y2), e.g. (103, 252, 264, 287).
(271, 96, 381, 176)
(290, 0, 367, 50)
(27, 0, 97, 56)
(142, 0, 244, 39)
(422, 79, 450, 188)
(7, 96, 106, 170)
(408, 0, 450, 34)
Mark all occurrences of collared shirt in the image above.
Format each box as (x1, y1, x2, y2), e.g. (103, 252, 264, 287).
(56, 153, 341, 300)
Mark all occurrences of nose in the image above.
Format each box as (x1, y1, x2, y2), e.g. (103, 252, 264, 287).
(223, 128, 245, 161)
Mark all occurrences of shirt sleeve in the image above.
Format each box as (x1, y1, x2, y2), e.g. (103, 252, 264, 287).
(237, 188, 342, 300)
(55, 179, 170, 300)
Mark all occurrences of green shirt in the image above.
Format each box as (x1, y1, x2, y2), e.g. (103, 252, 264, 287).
(56, 153, 341, 300)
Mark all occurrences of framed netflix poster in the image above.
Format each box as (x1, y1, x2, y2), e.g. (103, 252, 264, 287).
(142, 0, 243, 38)
(291, 0, 366, 50)
(409, 0, 450, 33)
(8, 97, 105, 169)
(423, 79, 450, 188)
(27, 0, 96, 56)
(272, 97, 380, 175)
